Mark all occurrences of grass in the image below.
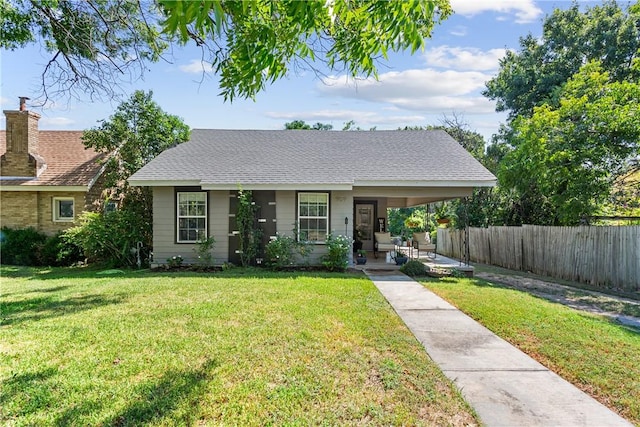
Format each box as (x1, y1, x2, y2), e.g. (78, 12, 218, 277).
(0, 266, 477, 426)
(422, 276, 640, 425)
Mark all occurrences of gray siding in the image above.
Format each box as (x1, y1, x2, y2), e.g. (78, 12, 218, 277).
(330, 191, 354, 263)
(274, 190, 354, 265)
(152, 186, 176, 264)
(209, 190, 230, 263)
(152, 187, 229, 266)
(153, 187, 358, 266)
(275, 190, 296, 236)
(329, 190, 353, 236)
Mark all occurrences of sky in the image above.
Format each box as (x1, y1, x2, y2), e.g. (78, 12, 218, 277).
(0, 1, 608, 141)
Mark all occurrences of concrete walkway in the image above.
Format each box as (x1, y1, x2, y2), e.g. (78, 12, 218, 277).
(367, 272, 633, 427)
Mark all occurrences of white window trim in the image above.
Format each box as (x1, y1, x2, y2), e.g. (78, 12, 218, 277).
(297, 192, 329, 243)
(176, 191, 207, 243)
(52, 197, 75, 222)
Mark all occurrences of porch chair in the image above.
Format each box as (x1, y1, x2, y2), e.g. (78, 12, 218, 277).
(374, 232, 396, 259)
(412, 232, 437, 259)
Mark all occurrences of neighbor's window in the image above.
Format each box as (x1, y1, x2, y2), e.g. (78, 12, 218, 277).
(177, 192, 207, 243)
(104, 201, 117, 214)
(53, 197, 75, 222)
(298, 192, 329, 242)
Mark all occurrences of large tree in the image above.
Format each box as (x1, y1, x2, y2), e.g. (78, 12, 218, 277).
(483, 1, 640, 225)
(484, 1, 640, 120)
(498, 62, 640, 225)
(66, 90, 190, 267)
(2, 0, 451, 101)
(83, 90, 190, 192)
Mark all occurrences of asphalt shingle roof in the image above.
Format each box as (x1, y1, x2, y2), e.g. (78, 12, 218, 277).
(129, 129, 496, 187)
(0, 131, 104, 187)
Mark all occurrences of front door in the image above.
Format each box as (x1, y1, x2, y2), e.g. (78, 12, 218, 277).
(355, 203, 375, 251)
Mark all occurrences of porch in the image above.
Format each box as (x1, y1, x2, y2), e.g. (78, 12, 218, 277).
(351, 250, 474, 276)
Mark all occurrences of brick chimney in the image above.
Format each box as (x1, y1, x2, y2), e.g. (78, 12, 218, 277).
(1, 97, 46, 177)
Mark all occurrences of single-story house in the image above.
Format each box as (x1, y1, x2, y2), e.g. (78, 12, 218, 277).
(129, 129, 496, 266)
(0, 98, 106, 235)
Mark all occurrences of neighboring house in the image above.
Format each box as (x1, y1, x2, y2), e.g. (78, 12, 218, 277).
(128, 129, 496, 266)
(0, 99, 106, 235)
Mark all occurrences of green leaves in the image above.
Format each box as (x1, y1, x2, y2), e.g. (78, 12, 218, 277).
(158, 0, 451, 101)
(0, 0, 36, 49)
(7, 0, 450, 101)
(82, 90, 190, 189)
(236, 187, 262, 267)
(499, 61, 640, 225)
(484, 1, 640, 119)
(5, 0, 169, 100)
(485, 1, 640, 225)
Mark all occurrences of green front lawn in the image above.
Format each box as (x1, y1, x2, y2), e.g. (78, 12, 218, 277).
(0, 267, 477, 426)
(423, 277, 640, 425)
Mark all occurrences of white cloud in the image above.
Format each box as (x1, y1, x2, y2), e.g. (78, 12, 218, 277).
(264, 109, 427, 129)
(40, 117, 75, 126)
(316, 68, 496, 114)
(0, 97, 11, 108)
(179, 60, 212, 74)
(266, 109, 378, 121)
(323, 69, 489, 97)
(450, 0, 542, 24)
(449, 26, 468, 37)
(424, 46, 507, 71)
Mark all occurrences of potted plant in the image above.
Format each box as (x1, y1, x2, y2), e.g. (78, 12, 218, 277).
(356, 249, 367, 265)
(393, 250, 408, 266)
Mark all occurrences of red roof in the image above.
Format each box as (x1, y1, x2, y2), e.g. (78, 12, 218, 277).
(0, 131, 105, 188)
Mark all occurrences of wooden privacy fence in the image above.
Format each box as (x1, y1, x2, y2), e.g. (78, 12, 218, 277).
(437, 225, 640, 292)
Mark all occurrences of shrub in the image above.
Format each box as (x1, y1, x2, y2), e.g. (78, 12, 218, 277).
(0, 227, 46, 265)
(0, 228, 82, 266)
(265, 234, 297, 270)
(166, 255, 183, 268)
(63, 209, 151, 267)
(193, 236, 215, 268)
(264, 233, 315, 270)
(400, 260, 429, 277)
(39, 232, 84, 266)
(321, 234, 351, 272)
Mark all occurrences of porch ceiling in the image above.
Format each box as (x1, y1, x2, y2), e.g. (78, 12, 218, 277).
(353, 185, 475, 207)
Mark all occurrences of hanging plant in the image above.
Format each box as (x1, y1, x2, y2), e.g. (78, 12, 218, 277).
(434, 202, 450, 225)
(404, 215, 423, 229)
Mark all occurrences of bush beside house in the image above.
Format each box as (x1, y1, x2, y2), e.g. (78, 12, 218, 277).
(0, 227, 82, 266)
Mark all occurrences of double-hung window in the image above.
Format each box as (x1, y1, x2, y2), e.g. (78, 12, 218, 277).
(177, 192, 207, 243)
(298, 192, 329, 242)
(53, 197, 75, 222)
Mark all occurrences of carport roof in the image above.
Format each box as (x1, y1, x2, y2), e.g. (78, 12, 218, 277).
(128, 129, 496, 189)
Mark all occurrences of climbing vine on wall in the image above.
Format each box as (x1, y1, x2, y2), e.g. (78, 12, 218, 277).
(236, 187, 262, 267)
